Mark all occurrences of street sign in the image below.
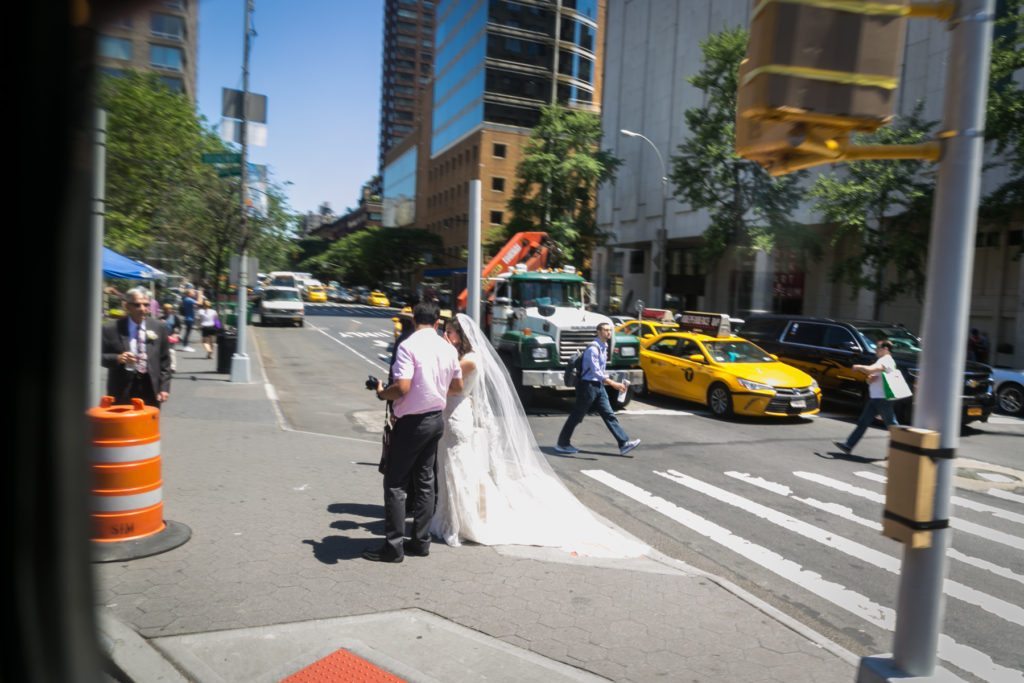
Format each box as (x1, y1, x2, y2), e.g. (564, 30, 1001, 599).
(202, 153, 242, 164)
(217, 167, 242, 177)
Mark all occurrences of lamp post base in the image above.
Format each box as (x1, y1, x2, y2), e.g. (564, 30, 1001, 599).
(230, 353, 252, 383)
(857, 656, 962, 683)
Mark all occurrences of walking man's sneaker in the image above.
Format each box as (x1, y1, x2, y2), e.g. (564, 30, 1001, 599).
(620, 439, 641, 456)
(554, 444, 579, 454)
(833, 441, 852, 455)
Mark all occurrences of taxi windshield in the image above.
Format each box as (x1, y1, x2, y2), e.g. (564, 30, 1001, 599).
(703, 341, 774, 363)
(857, 326, 922, 353)
(653, 324, 678, 335)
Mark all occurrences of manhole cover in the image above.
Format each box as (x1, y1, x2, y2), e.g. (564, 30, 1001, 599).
(953, 458, 1024, 491)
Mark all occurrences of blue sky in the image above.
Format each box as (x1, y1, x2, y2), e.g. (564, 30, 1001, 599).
(197, 0, 384, 216)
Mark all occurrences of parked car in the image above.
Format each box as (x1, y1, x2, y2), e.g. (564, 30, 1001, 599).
(738, 315, 995, 424)
(992, 368, 1024, 416)
(304, 284, 328, 303)
(638, 326, 821, 418)
(355, 286, 371, 304)
(340, 287, 358, 304)
(258, 286, 304, 327)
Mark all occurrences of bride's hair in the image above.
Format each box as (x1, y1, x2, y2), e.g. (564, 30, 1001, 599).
(447, 316, 474, 358)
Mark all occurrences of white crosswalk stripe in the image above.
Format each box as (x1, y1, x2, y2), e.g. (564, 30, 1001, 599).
(582, 468, 1023, 683)
(794, 471, 1024, 551)
(853, 470, 1024, 525)
(988, 488, 1024, 505)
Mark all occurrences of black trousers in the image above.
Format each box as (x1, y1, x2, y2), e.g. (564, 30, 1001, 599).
(114, 373, 159, 408)
(383, 410, 443, 556)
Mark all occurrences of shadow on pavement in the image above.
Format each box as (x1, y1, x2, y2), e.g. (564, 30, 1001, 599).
(302, 535, 375, 563)
(816, 450, 884, 464)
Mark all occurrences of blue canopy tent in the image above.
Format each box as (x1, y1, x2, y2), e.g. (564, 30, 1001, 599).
(102, 247, 165, 280)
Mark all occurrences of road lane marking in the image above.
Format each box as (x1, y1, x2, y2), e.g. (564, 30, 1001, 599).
(307, 322, 388, 371)
(988, 489, 1024, 505)
(619, 408, 695, 416)
(794, 472, 1024, 552)
(659, 469, 1024, 629)
(581, 469, 1020, 683)
(854, 471, 1024, 526)
(724, 470, 1024, 589)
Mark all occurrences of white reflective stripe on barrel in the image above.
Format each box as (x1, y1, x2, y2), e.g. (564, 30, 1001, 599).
(91, 441, 161, 464)
(91, 488, 162, 512)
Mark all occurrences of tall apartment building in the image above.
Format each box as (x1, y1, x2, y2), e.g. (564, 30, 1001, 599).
(96, 0, 199, 99)
(382, 0, 605, 273)
(595, 1, 1022, 367)
(379, 0, 436, 171)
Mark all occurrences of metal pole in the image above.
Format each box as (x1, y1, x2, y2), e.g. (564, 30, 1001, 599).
(230, 0, 254, 383)
(468, 179, 482, 327)
(620, 130, 668, 307)
(88, 109, 107, 407)
(859, 0, 994, 679)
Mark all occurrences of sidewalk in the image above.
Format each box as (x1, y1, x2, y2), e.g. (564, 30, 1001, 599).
(94, 336, 858, 682)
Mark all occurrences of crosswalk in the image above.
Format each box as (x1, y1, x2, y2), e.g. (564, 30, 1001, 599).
(305, 303, 400, 318)
(582, 465, 1024, 682)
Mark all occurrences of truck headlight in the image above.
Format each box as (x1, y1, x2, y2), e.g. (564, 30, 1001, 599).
(531, 347, 550, 360)
(620, 346, 637, 357)
(739, 378, 774, 392)
(810, 379, 819, 390)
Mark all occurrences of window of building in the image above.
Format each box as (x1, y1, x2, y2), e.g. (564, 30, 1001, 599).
(491, 177, 505, 192)
(163, 0, 185, 8)
(159, 76, 184, 92)
(629, 250, 645, 274)
(151, 13, 184, 39)
(397, 8, 418, 19)
(490, 211, 504, 225)
(150, 44, 183, 70)
(99, 35, 133, 61)
(1008, 230, 1023, 246)
(99, 66, 128, 79)
(493, 143, 507, 158)
(397, 21, 417, 33)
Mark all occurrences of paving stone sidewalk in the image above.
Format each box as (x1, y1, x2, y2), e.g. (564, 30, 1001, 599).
(94, 340, 857, 682)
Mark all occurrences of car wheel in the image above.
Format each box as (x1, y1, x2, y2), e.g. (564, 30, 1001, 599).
(997, 382, 1024, 416)
(707, 383, 733, 418)
(297, 320, 304, 328)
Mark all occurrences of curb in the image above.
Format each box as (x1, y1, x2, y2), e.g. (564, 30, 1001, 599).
(98, 608, 190, 683)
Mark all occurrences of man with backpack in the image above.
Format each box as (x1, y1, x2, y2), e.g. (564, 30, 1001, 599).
(555, 322, 641, 456)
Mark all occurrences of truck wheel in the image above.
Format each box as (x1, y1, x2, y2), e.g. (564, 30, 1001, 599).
(707, 383, 733, 418)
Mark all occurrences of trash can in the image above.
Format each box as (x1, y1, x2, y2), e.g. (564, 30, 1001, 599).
(224, 302, 254, 327)
(217, 329, 237, 374)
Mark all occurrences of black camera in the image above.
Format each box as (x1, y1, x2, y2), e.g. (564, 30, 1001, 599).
(365, 375, 380, 391)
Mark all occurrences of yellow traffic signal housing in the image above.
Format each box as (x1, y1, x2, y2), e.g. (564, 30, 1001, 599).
(738, 0, 910, 131)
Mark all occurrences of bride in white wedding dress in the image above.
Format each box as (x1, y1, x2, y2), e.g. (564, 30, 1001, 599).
(430, 313, 647, 558)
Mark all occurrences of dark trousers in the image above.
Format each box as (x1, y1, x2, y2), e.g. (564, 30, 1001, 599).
(182, 319, 194, 345)
(843, 397, 898, 450)
(114, 373, 159, 408)
(383, 410, 443, 557)
(558, 381, 629, 448)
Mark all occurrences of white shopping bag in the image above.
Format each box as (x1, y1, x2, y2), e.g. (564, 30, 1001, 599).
(882, 368, 913, 400)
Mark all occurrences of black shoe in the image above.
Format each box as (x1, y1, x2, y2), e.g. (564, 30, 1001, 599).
(833, 441, 852, 455)
(405, 543, 430, 557)
(361, 546, 403, 563)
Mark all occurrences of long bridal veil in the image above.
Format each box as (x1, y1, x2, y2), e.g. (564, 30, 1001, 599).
(455, 313, 647, 558)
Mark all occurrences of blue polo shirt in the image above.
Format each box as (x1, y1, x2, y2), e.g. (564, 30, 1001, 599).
(581, 339, 608, 383)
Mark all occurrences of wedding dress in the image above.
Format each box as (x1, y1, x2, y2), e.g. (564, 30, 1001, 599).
(430, 314, 647, 558)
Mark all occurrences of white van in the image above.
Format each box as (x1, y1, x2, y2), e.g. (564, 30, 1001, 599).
(269, 271, 297, 288)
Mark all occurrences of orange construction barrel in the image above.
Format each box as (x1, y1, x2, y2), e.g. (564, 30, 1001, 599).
(88, 397, 190, 562)
(89, 396, 165, 542)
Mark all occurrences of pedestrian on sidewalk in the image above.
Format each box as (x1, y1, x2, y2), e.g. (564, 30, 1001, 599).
(834, 339, 899, 455)
(555, 322, 640, 456)
(179, 289, 197, 352)
(365, 301, 463, 563)
(160, 303, 182, 372)
(197, 300, 220, 359)
(101, 287, 172, 408)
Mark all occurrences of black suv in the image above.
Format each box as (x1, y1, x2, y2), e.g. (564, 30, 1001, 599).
(739, 315, 995, 424)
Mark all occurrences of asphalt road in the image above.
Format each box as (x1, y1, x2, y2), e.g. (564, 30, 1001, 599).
(255, 304, 1024, 683)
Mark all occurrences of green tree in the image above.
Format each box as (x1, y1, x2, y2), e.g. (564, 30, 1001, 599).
(670, 28, 808, 263)
(506, 104, 621, 263)
(984, 0, 1023, 211)
(310, 227, 441, 285)
(809, 105, 936, 318)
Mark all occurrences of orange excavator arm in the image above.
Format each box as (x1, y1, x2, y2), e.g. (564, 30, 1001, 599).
(457, 232, 551, 311)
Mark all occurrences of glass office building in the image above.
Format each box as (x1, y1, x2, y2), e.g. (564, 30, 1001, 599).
(432, 0, 601, 156)
(382, 146, 418, 227)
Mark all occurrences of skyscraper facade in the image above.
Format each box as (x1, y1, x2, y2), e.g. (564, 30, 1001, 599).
(96, 0, 199, 99)
(378, 0, 436, 172)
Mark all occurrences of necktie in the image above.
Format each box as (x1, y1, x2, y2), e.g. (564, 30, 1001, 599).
(137, 326, 149, 375)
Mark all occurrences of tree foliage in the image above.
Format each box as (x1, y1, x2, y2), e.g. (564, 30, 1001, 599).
(307, 227, 442, 285)
(809, 105, 936, 315)
(100, 71, 297, 294)
(505, 104, 621, 263)
(670, 28, 808, 261)
(984, 0, 1024, 210)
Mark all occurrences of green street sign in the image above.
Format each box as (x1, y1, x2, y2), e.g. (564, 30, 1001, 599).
(217, 167, 242, 177)
(202, 153, 242, 164)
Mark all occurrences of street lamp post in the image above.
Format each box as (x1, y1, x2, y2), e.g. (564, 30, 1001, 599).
(620, 129, 669, 308)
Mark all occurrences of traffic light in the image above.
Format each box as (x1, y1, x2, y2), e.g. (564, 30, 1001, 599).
(735, 0, 939, 174)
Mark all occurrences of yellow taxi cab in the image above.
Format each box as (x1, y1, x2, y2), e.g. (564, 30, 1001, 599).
(304, 284, 328, 303)
(368, 290, 391, 307)
(640, 312, 821, 418)
(615, 319, 680, 339)
(392, 305, 452, 338)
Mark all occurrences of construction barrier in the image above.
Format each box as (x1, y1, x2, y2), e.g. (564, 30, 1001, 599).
(89, 396, 190, 561)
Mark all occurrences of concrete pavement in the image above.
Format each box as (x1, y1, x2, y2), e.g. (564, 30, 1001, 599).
(94, 331, 858, 682)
